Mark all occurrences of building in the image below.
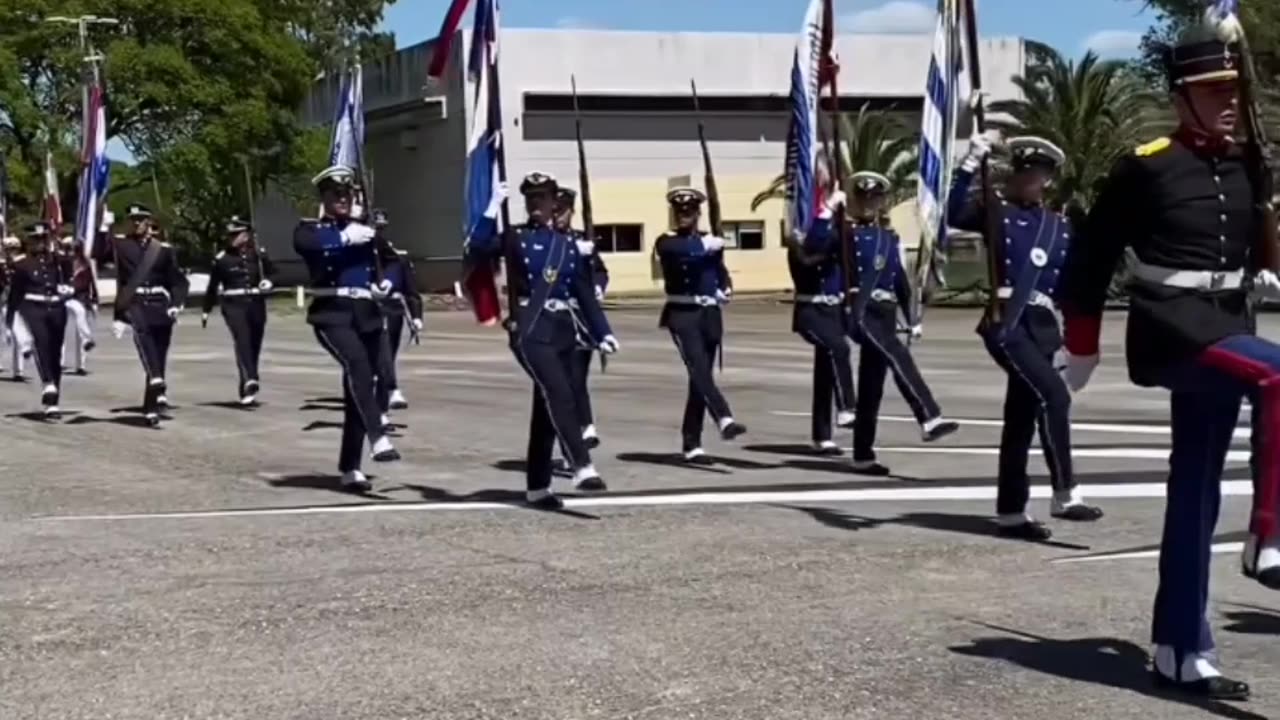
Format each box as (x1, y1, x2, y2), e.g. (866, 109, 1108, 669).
(264, 28, 1027, 293)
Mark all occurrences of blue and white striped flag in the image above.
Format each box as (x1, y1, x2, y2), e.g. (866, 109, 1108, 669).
(75, 82, 110, 260)
(784, 0, 828, 242)
(329, 65, 365, 173)
(463, 0, 503, 247)
(916, 0, 964, 278)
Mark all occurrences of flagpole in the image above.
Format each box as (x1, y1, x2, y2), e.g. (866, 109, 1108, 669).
(961, 0, 1003, 324)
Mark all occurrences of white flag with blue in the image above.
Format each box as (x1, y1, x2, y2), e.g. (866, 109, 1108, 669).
(329, 65, 365, 172)
(784, 0, 826, 242)
(463, 0, 503, 247)
(75, 82, 110, 259)
(916, 0, 964, 280)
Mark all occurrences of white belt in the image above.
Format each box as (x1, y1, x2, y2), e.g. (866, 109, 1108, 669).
(996, 287, 1056, 309)
(869, 289, 896, 303)
(23, 294, 64, 303)
(795, 293, 843, 305)
(221, 288, 262, 297)
(517, 297, 573, 312)
(666, 294, 719, 307)
(1131, 262, 1244, 290)
(135, 286, 171, 298)
(308, 287, 374, 300)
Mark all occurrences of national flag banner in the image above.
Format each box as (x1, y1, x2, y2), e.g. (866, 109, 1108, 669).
(458, 0, 504, 325)
(783, 0, 828, 243)
(75, 82, 110, 260)
(328, 65, 365, 173)
(915, 0, 964, 290)
(44, 151, 63, 231)
(426, 0, 474, 81)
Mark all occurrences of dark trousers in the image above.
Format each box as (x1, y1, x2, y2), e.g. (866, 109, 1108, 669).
(982, 326, 1075, 515)
(511, 312, 592, 492)
(127, 305, 174, 414)
(1152, 334, 1280, 652)
(666, 306, 732, 451)
(314, 324, 386, 473)
(796, 304, 855, 443)
(222, 298, 266, 394)
(570, 348, 595, 429)
(379, 311, 405, 393)
(20, 302, 67, 388)
(850, 303, 940, 462)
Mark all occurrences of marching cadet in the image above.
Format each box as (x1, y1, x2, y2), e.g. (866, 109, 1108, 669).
(950, 135, 1104, 539)
(1060, 19, 1268, 699)
(786, 167, 856, 455)
(294, 166, 400, 491)
(655, 187, 745, 464)
(63, 236, 97, 375)
(112, 204, 189, 426)
(5, 222, 73, 417)
(202, 216, 275, 406)
(468, 172, 618, 509)
(370, 209, 423, 412)
(2, 233, 28, 380)
(841, 172, 957, 475)
(555, 186, 608, 449)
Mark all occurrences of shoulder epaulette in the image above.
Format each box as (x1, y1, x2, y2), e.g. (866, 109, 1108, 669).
(1135, 137, 1172, 157)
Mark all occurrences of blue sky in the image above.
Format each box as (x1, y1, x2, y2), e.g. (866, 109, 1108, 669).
(382, 0, 1158, 58)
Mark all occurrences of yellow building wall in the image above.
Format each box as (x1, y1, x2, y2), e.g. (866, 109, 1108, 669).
(588, 173, 924, 294)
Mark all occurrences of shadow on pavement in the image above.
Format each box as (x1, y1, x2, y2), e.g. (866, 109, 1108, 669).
(395, 483, 600, 520)
(196, 400, 260, 411)
(264, 473, 393, 501)
(784, 505, 1091, 551)
(1221, 602, 1280, 636)
(950, 622, 1267, 720)
(64, 414, 164, 429)
(5, 411, 82, 422)
(743, 443, 837, 457)
(301, 420, 344, 432)
(615, 451, 775, 473)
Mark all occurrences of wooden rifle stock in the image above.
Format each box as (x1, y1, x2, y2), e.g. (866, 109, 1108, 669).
(690, 79, 727, 370)
(571, 75, 606, 371)
(1237, 36, 1279, 272)
(962, 0, 1003, 323)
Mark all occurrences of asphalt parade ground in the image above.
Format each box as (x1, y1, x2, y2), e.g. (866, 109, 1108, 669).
(2, 303, 1279, 720)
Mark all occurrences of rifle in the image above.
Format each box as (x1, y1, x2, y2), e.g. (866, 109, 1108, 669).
(239, 156, 266, 283)
(571, 75, 606, 372)
(1236, 30, 1278, 273)
(690, 78, 727, 371)
(962, 0, 1004, 324)
(822, 43, 854, 314)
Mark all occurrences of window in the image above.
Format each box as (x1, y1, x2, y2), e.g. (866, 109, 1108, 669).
(723, 221, 765, 250)
(594, 224, 643, 253)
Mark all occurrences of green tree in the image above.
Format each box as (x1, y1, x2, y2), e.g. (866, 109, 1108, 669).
(750, 104, 919, 212)
(1132, 0, 1280, 85)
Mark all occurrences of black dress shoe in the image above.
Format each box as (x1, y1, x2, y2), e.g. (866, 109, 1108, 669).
(997, 521, 1052, 541)
(585, 436, 601, 450)
(814, 444, 844, 457)
(1152, 671, 1250, 701)
(84, 341, 96, 352)
(73, 368, 89, 376)
(1241, 539, 1280, 590)
(720, 422, 747, 441)
(527, 493, 565, 511)
(341, 475, 373, 493)
(851, 461, 891, 477)
(575, 476, 608, 492)
(1051, 504, 1105, 522)
(923, 420, 960, 442)
(145, 413, 161, 427)
(372, 448, 401, 462)
(684, 451, 714, 466)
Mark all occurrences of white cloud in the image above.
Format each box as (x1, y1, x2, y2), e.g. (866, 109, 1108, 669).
(844, 1, 935, 35)
(1081, 29, 1143, 58)
(555, 16, 599, 30)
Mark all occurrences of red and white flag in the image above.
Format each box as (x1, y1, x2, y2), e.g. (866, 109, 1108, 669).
(43, 151, 62, 231)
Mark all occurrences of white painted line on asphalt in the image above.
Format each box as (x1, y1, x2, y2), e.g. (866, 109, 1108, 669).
(874, 446, 1250, 462)
(771, 411, 1251, 439)
(1053, 542, 1243, 564)
(36, 480, 1255, 523)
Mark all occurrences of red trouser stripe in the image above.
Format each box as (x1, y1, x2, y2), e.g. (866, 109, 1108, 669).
(1200, 346, 1280, 538)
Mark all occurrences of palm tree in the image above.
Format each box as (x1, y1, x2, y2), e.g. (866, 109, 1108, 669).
(750, 103, 919, 212)
(988, 43, 1165, 209)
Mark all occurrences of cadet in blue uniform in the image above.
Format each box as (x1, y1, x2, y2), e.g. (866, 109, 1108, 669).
(110, 204, 190, 426)
(950, 136, 1104, 539)
(1062, 22, 1268, 699)
(786, 181, 856, 455)
(655, 187, 746, 463)
(202, 216, 275, 406)
(5, 222, 73, 418)
(293, 166, 400, 491)
(841, 173, 957, 475)
(469, 172, 618, 509)
(370, 209, 424, 412)
(555, 186, 609, 450)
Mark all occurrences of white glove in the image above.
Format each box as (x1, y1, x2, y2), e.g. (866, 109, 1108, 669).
(351, 202, 365, 220)
(822, 190, 847, 217)
(1062, 352, 1100, 392)
(594, 285, 605, 301)
(576, 239, 595, 255)
(412, 318, 424, 332)
(598, 334, 620, 354)
(962, 129, 999, 171)
(166, 307, 180, 321)
(371, 279, 393, 299)
(56, 284, 74, 298)
(1255, 270, 1280, 300)
(258, 279, 273, 292)
(701, 235, 726, 252)
(340, 223, 377, 246)
(716, 288, 732, 304)
(112, 321, 128, 339)
(485, 181, 509, 218)
(1, 236, 18, 249)
(910, 324, 923, 340)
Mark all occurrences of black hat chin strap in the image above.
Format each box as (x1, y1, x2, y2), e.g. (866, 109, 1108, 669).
(1176, 84, 1217, 138)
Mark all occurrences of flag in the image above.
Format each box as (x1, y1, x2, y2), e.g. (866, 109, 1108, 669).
(783, 0, 829, 243)
(916, 0, 964, 283)
(458, 0, 504, 325)
(44, 151, 63, 231)
(75, 81, 110, 260)
(426, 0, 474, 80)
(328, 65, 365, 173)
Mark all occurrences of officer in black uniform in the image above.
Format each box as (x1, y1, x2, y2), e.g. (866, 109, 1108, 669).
(202, 216, 275, 406)
(786, 178, 856, 455)
(5, 222, 73, 417)
(294, 166, 400, 491)
(655, 187, 746, 464)
(839, 172, 957, 475)
(370, 209, 423, 412)
(468, 171, 618, 509)
(950, 135, 1104, 539)
(111, 204, 189, 426)
(555, 186, 609, 449)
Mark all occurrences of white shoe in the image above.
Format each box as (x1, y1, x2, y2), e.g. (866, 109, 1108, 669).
(389, 389, 408, 409)
(572, 464, 607, 491)
(836, 410, 855, 428)
(240, 394, 257, 406)
(371, 436, 400, 462)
